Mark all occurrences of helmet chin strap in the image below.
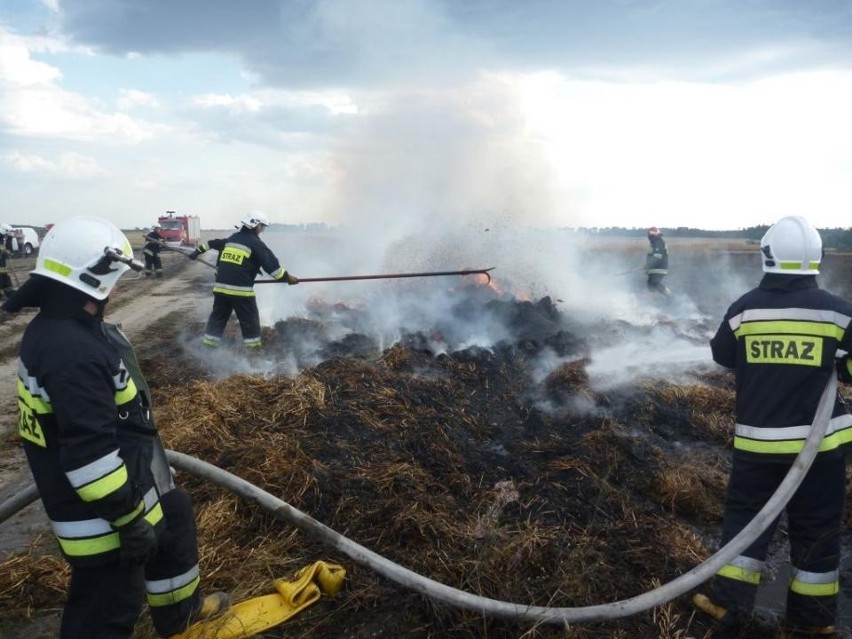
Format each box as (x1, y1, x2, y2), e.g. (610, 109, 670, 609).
(94, 297, 109, 318)
(81, 297, 108, 317)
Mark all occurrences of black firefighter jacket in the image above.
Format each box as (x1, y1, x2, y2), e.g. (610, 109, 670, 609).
(143, 230, 164, 257)
(645, 237, 669, 275)
(710, 274, 852, 462)
(17, 305, 166, 567)
(198, 228, 287, 297)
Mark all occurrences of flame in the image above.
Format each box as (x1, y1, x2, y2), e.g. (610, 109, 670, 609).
(469, 272, 533, 302)
(514, 289, 531, 302)
(460, 271, 503, 295)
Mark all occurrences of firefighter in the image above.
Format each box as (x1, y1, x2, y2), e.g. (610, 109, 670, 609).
(645, 226, 670, 295)
(190, 211, 298, 349)
(693, 216, 852, 638)
(2, 216, 229, 639)
(0, 223, 16, 298)
(143, 222, 165, 278)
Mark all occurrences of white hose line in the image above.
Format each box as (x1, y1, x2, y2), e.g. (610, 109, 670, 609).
(160, 243, 217, 270)
(0, 376, 836, 625)
(0, 481, 39, 523)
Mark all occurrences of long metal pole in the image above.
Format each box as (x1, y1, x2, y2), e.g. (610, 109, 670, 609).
(254, 267, 495, 285)
(615, 266, 644, 276)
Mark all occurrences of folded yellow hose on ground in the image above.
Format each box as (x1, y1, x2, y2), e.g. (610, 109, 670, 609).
(171, 560, 346, 639)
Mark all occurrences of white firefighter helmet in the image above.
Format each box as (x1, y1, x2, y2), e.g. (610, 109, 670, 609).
(151, 222, 162, 229)
(760, 215, 822, 275)
(0, 223, 13, 235)
(34, 216, 140, 300)
(238, 211, 270, 230)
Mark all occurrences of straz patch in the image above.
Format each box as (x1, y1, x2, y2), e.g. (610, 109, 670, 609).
(745, 335, 822, 366)
(18, 400, 46, 447)
(220, 247, 247, 265)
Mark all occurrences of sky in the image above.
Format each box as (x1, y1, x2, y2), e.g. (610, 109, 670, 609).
(2, 1, 852, 233)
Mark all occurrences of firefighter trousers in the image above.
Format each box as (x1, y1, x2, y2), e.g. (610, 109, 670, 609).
(144, 252, 163, 276)
(710, 454, 845, 628)
(59, 488, 202, 639)
(646, 273, 668, 294)
(204, 292, 262, 347)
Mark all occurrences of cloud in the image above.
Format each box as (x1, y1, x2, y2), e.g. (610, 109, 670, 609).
(54, 0, 484, 87)
(53, 0, 852, 88)
(0, 31, 62, 84)
(4, 1, 852, 233)
(0, 26, 166, 142)
(184, 87, 357, 147)
(193, 93, 264, 113)
(193, 89, 357, 116)
(510, 69, 852, 230)
(116, 88, 161, 111)
(1, 149, 106, 178)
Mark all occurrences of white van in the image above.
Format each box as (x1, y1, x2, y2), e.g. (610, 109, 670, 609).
(9, 227, 40, 255)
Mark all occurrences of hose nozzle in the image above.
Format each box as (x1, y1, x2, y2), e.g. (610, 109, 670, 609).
(105, 247, 145, 272)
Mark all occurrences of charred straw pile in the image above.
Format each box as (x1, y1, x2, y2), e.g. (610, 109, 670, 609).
(1, 294, 763, 638)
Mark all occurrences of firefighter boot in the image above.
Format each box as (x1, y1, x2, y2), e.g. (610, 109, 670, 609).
(692, 593, 743, 638)
(168, 592, 230, 639)
(192, 592, 230, 623)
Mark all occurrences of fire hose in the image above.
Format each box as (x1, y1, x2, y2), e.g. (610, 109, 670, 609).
(156, 242, 217, 271)
(0, 375, 836, 625)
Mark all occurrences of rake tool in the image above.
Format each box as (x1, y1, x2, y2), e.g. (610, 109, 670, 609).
(254, 267, 495, 285)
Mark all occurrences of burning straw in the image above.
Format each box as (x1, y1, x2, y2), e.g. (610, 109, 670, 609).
(0, 300, 753, 638)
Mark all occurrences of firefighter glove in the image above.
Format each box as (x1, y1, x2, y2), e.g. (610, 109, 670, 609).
(286, 274, 299, 285)
(115, 516, 158, 566)
(188, 249, 200, 261)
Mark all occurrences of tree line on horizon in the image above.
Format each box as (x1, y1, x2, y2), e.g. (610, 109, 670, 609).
(580, 225, 852, 250)
(17, 221, 852, 251)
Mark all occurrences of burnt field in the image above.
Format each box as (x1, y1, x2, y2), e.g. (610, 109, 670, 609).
(2, 240, 852, 638)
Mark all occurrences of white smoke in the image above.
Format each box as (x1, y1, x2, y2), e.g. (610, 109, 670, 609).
(188, 75, 759, 391)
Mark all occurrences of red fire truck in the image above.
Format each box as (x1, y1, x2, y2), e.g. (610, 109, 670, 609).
(157, 211, 201, 247)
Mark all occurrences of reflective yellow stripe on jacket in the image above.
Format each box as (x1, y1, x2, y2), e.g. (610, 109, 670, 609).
(729, 308, 849, 340)
(729, 307, 852, 453)
(51, 488, 164, 557)
(146, 564, 201, 607)
(734, 415, 852, 455)
(17, 365, 53, 448)
(790, 567, 839, 597)
(18, 356, 161, 560)
(212, 283, 257, 297)
(717, 555, 763, 585)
